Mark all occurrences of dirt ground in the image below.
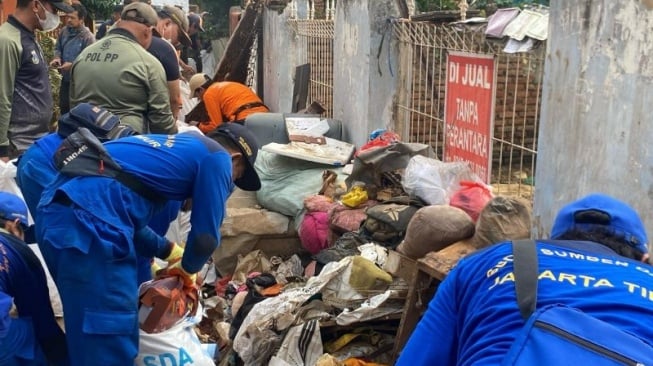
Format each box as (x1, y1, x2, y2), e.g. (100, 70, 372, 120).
(492, 183, 534, 201)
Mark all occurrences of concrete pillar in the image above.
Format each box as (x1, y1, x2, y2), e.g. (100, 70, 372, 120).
(533, 1, 653, 241)
(261, 7, 296, 113)
(332, 0, 401, 147)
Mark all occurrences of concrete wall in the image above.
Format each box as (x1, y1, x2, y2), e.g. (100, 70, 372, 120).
(261, 0, 401, 148)
(261, 7, 296, 114)
(534, 1, 653, 241)
(333, 0, 400, 147)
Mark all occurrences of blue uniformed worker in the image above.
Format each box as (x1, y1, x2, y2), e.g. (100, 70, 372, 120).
(397, 193, 653, 365)
(36, 123, 261, 365)
(0, 191, 69, 365)
(16, 103, 183, 284)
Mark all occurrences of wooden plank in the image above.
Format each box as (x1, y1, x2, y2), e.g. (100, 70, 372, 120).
(185, 0, 263, 123)
(410, 10, 482, 22)
(418, 240, 477, 280)
(292, 64, 311, 113)
(383, 250, 417, 284)
(391, 268, 433, 362)
(395, 0, 410, 18)
(392, 240, 478, 362)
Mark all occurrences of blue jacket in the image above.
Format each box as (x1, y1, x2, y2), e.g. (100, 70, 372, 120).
(397, 240, 653, 366)
(39, 132, 233, 272)
(54, 26, 95, 82)
(16, 133, 62, 216)
(0, 231, 67, 365)
(18, 132, 182, 248)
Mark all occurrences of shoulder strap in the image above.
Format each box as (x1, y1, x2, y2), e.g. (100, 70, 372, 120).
(512, 239, 539, 319)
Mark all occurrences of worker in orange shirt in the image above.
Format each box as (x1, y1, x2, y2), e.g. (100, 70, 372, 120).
(188, 73, 269, 133)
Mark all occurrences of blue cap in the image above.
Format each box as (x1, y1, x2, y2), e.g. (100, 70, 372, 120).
(0, 192, 28, 229)
(551, 193, 648, 254)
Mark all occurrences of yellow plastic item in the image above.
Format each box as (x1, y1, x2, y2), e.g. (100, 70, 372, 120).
(348, 256, 393, 291)
(164, 242, 184, 262)
(341, 186, 368, 208)
(150, 261, 162, 279)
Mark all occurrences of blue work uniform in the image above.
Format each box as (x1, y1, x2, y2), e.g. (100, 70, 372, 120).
(16, 133, 182, 284)
(397, 240, 653, 365)
(35, 132, 233, 365)
(0, 231, 68, 365)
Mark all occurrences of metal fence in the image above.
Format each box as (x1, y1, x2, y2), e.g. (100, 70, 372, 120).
(288, 19, 335, 118)
(393, 21, 544, 200)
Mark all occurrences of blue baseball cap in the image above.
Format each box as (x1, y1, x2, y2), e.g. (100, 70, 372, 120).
(0, 192, 28, 229)
(551, 193, 648, 253)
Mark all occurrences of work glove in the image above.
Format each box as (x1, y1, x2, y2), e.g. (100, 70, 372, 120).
(157, 259, 198, 288)
(164, 242, 184, 262)
(150, 260, 162, 279)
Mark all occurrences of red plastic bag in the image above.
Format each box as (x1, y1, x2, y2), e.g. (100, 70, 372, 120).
(355, 131, 401, 156)
(449, 181, 493, 222)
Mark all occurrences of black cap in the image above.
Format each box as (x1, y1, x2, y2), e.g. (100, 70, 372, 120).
(188, 13, 204, 32)
(49, 0, 74, 13)
(211, 124, 261, 191)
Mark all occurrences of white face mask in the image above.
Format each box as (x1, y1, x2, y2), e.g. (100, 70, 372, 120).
(36, 1, 60, 31)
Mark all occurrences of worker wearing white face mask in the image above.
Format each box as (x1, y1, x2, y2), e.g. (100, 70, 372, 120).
(35, 1, 61, 31)
(0, 0, 73, 160)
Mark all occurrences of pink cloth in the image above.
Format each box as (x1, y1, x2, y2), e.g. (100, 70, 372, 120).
(299, 211, 330, 254)
(304, 194, 336, 212)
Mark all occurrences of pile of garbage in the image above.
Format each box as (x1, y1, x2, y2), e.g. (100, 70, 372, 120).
(133, 124, 533, 365)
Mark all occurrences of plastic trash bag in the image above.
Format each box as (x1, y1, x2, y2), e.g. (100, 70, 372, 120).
(401, 156, 480, 205)
(135, 305, 216, 366)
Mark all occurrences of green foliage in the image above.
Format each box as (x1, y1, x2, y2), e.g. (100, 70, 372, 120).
(37, 34, 62, 128)
(415, 0, 457, 11)
(80, 0, 120, 21)
(191, 0, 241, 40)
(415, 0, 549, 12)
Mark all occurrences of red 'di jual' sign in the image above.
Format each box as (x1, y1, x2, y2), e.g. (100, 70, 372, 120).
(444, 51, 496, 183)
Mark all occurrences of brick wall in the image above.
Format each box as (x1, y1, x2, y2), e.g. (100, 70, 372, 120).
(407, 43, 544, 183)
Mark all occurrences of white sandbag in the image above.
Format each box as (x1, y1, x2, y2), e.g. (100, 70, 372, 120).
(135, 307, 216, 366)
(255, 150, 344, 219)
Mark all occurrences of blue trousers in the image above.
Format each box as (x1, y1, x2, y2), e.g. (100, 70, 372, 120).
(37, 202, 140, 366)
(0, 318, 48, 365)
